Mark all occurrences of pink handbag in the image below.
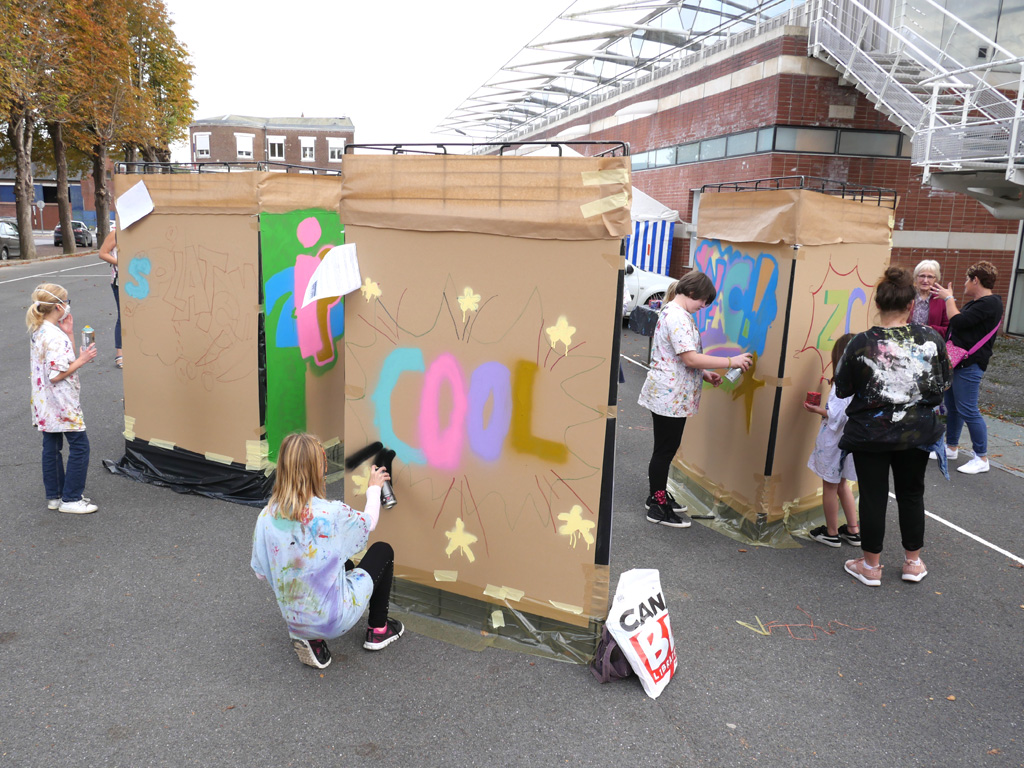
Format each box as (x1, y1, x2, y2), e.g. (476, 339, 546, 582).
(946, 320, 1001, 368)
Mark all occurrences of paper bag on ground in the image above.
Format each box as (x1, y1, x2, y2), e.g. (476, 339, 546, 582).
(607, 569, 677, 699)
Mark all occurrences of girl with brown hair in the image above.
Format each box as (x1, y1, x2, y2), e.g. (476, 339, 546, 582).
(251, 433, 403, 669)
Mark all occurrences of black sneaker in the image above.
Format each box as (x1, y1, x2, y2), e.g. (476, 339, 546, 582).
(838, 524, 861, 547)
(363, 617, 405, 651)
(646, 506, 691, 528)
(292, 637, 332, 669)
(809, 525, 841, 548)
(645, 492, 687, 513)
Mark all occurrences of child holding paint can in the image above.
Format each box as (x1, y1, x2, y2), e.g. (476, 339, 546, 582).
(251, 433, 404, 670)
(802, 333, 860, 548)
(26, 283, 98, 514)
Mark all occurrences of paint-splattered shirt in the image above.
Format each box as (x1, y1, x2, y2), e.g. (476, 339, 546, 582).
(834, 324, 950, 451)
(251, 487, 381, 640)
(638, 302, 703, 418)
(29, 321, 85, 432)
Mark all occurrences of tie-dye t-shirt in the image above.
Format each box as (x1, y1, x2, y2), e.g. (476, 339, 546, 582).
(251, 488, 381, 640)
(834, 324, 950, 451)
(638, 303, 703, 418)
(30, 321, 85, 432)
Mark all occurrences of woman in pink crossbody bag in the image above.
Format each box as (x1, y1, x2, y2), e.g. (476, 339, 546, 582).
(931, 261, 1003, 475)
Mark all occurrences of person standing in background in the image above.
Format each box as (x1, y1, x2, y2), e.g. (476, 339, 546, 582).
(911, 259, 949, 338)
(97, 230, 122, 369)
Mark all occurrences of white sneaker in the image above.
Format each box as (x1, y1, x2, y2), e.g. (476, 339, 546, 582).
(58, 499, 98, 514)
(49, 496, 90, 510)
(957, 456, 989, 475)
(928, 451, 937, 460)
(945, 446, 959, 460)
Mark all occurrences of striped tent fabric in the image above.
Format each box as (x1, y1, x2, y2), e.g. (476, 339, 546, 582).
(626, 219, 674, 275)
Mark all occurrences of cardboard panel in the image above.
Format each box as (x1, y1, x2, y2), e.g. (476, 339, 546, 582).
(118, 214, 261, 461)
(260, 210, 346, 461)
(344, 225, 617, 625)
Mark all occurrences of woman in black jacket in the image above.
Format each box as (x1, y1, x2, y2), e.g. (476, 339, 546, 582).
(931, 261, 1003, 475)
(834, 267, 950, 587)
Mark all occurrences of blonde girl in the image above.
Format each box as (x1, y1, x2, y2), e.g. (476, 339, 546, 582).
(802, 333, 860, 548)
(251, 433, 404, 669)
(26, 283, 98, 514)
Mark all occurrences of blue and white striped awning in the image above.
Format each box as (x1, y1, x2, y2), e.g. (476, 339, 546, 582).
(626, 219, 675, 275)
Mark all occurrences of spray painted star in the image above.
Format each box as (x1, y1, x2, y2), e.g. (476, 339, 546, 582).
(457, 287, 480, 323)
(546, 315, 576, 355)
(351, 466, 371, 496)
(360, 277, 382, 303)
(444, 518, 478, 563)
(557, 505, 596, 549)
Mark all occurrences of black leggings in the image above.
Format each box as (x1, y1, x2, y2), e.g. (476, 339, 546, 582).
(648, 412, 687, 496)
(851, 449, 928, 554)
(348, 541, 394, 628)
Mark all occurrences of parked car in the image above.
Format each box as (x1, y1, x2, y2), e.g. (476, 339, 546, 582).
(0, 218, 20, 260)
(53, 220, 94, 248)
(623, 262, 676, 318)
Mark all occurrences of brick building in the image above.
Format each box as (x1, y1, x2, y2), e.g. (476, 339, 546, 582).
(441, 3, 1023, 333)
(188, 116, 355, 170)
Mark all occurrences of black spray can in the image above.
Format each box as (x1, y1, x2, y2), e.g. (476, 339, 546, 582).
(380, 479, 397, 509)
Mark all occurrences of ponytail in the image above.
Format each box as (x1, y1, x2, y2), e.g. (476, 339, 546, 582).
(26, 283, 67, 332)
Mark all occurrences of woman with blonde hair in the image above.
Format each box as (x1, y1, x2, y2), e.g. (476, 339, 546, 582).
(251, 433, 403, 669)
(911, 259, 949, 338)
(26, 283, 98, 514)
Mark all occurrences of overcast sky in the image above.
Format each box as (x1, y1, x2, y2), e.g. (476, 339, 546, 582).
(163, 0, 571, 160)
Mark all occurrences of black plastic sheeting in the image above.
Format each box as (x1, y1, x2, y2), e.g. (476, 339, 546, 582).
(104, 439, 274, 507)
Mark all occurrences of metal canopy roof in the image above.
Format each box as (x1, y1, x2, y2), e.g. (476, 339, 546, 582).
(436, 0, 796, 140)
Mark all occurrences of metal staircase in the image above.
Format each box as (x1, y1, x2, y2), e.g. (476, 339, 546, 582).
(809, 0, 1024, 216)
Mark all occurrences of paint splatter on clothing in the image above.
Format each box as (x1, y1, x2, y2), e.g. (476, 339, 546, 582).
(834, 324, 950, 451)
(638, 303, 703, 418)
(251, 487, 382, 640)
(30, 321, 84, 432)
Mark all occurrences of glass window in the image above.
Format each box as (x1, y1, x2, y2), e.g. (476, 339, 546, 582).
(838, 131, 900, 156)
(757, 127, 774, 152)
(194, 133, 210, 159)
(631, 153, 649, 171)
(727, 131, 757, 156)
(775, 127, 837, 153)
(267, 136, 284, 160)
(900, 135, 914, 157)
(300, 137, 315, 162)
(699, 137, 727, 161)
(235, 133, 254, 159)
(675, 143, 699, 163)
(328, 138, 345, 162)
(653, 147, 675, 167)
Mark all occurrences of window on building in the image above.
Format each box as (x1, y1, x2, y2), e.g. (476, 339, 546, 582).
(300, 137, 315, 162)
(756, 127, 775, 152)
(726, 131, 757, 157)
(653, 147, 675, 167)
(235, 133, 254, 159)
(194, 133, 210, 159)
(267, 136, 285, 160)
(676, 143, 700, 163)
(775, 127, 837, 153)
(838, 130, 900, 157)
(699, 137, 727, 161)
(328, 137, 345, 162)
(631, 153, 649, 171)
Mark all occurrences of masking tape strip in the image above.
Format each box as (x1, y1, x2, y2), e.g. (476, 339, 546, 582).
(323, 436, 340, 449)
(581, 168, 630, 186)
(580, 190, 629, 219)
(205, 452, 234, 465)
(245, 439, 270, 470)
(605, 404, 618, 419)
(483, 584, 525, 602)
(549, 600, 584, 615)
(149, 438, 175, 451)
(123, 415, 136, 441)
(345, 385, 365, 398)
(255, 303, 264, 314)
(490, 610, 505, 629)
(434, 570, 458, 582)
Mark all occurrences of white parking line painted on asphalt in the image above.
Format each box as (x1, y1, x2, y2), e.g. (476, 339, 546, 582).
(0, 262, 100, 285)
(619, 354, 1024, 566)
(888, 492, 1024, 566)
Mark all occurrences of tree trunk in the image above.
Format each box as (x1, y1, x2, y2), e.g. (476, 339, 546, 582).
(92, 143, 110, 239)
(5, 109, 37, 261)
(48, 121, 76, 254)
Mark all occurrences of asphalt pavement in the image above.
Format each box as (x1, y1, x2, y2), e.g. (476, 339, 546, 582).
(1, 254, 1022, 768)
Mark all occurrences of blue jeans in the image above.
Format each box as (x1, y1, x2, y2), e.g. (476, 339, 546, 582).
(945, 364, 987, 456)
(41, 431, 90, 502)
(111, 282, 122, 350)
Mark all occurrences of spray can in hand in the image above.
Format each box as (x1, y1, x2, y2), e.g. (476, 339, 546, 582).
(379, 448, 398, 509)
(81, 325, 96, 350)
(724, 366, 743, 384)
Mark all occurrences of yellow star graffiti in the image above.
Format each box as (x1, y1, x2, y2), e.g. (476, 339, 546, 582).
(360, 277, 382, 303)
(729, 353, 765, 433)
(557, 505, 596, 550)
(444, 518, 478, 563)
(457, 287, 481, 323)
(545, 315, 576, 355)
(351, 466, 371, 496)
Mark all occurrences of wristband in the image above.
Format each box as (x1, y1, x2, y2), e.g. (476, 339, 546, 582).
(727, 357, 732, 368)
(945, 296, 954, 302)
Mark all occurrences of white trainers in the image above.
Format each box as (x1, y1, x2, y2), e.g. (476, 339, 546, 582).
(58, 499, 98, 514)
(945, 446, 959, 460)
(47, 498, 60, 510)
(957, 456, 989, 475)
